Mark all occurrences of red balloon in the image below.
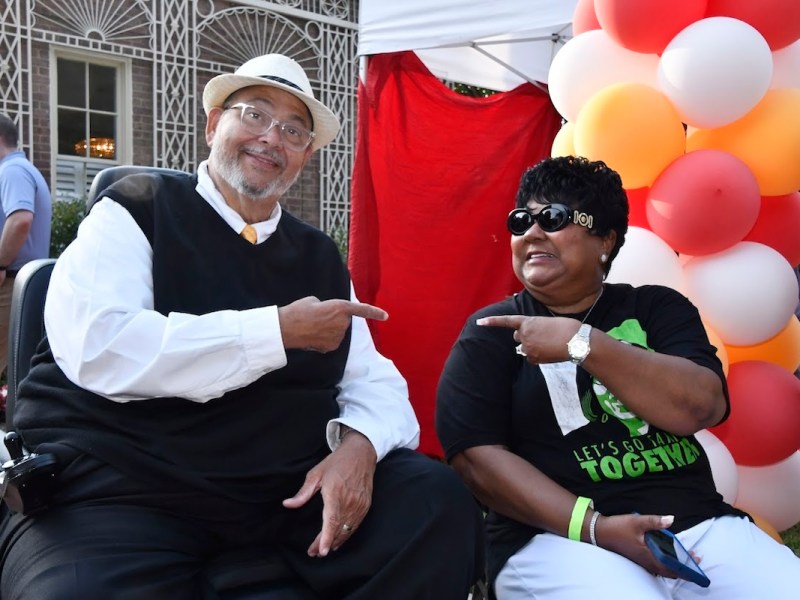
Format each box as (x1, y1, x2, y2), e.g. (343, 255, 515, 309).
(626, 187, 651, 229)
(705, 0, 800, 50)
(744, 192, 800, 268)
(710, 361, 800, 466)
(646, 150, 760, 256)
(594, 0, 707, 54)
(573, 0, 602, 35)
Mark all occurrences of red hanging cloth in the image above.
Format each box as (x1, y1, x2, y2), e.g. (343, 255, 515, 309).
(350, 51, 562, 456)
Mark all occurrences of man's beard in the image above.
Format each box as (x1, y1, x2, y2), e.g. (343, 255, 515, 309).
(210, 143, 300, 201)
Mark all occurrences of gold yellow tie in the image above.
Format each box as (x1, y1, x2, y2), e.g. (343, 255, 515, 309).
(241, 224, 257, 244)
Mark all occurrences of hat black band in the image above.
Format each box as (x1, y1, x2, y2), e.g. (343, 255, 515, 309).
(260, 75, 303, 92)
(258, 74, 315, 131)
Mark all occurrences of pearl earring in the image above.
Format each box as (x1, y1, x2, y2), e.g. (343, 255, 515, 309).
(600, 254, 608, 264)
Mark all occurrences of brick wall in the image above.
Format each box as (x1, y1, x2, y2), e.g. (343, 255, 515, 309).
(130, 60, 154, 167)
(29, 41, 52, 186)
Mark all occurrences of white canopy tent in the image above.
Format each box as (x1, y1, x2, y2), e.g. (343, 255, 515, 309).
(357, 0, 579, 91)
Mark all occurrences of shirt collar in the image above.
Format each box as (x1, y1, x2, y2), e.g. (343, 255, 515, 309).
(0, 150, 25, 165)
(196, 160, 281, 244)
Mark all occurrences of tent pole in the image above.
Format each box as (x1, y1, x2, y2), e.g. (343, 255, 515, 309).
(436, 34, 559, 48)
(469, 43, 548, 93)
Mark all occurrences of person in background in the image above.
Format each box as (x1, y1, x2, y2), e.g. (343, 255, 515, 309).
(436, 155, 800, 599)
(0, 54, 485, 599)
(0, 114, 52, 382)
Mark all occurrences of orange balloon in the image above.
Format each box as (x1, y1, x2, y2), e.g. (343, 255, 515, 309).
(745, 510, 784, 544)
(725, 316, 800, 374)
(687, 89, 800, 196)
(703, 321, 730, 376)
(551, 121, 575, 158)
(574, 82, 686, 189)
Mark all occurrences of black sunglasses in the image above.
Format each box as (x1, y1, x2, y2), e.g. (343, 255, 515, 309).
(506, 204, 594, 235)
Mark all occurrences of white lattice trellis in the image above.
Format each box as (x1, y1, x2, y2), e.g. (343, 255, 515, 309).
(0, 1, 32, 153)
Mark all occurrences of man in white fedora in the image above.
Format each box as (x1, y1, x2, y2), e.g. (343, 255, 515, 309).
(0, 54, 485, 599)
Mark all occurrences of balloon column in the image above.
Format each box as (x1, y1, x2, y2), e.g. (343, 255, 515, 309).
(550, 0, 800, 533)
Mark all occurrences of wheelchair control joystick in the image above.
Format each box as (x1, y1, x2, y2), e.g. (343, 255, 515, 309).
(5, 431, 24, 460)
(1, 431, 60, 515)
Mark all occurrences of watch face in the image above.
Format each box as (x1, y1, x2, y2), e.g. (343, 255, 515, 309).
(569, 339, 590, 358)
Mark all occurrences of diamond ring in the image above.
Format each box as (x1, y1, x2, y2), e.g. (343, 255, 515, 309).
(515, 344, 527, 357)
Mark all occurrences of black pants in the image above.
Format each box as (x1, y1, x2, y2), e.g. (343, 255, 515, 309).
(0, 449, 485, 600)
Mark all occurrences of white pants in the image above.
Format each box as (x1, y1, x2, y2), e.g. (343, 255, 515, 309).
(495, 515, 800, 599)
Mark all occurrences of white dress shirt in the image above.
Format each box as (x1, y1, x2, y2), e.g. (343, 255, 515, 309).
(44, 162, 419, 460)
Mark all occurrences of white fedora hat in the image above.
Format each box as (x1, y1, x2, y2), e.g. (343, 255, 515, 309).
(203, 54, 340, 150)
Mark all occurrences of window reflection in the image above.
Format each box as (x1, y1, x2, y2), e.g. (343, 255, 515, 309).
(57, 57, 117, 160)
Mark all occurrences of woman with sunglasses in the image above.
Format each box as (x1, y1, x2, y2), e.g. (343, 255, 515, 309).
(436, 156, 800, 599)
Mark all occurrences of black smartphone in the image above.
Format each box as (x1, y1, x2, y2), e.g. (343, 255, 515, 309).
(644, 528, 711, 588)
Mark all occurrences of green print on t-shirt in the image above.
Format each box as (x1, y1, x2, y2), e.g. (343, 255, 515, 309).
(574, 431, 703, 482)
(592, 319, 650, 436)
(573, 319, 703, 481)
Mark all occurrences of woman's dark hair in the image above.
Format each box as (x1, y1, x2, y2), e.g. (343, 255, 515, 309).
(515, 156, 629, 273)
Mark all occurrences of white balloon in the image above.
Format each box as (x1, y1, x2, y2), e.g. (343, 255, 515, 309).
(695, 429, 738, 505)
(549, 29, 659, 123)
(607, 227, 685, 292)
(736, 452, 800, 532)
(772, 39, 800, 89)
(683, 242, 798, 346)
(658, 17, 773, 128)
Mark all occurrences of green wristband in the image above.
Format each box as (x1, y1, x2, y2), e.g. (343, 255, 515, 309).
(568, 496, 593, 541)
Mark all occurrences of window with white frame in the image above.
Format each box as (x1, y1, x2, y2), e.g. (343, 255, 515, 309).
(52, 51, 128, 198)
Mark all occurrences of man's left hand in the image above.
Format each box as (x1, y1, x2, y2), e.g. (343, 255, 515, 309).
(282, 429, 377, 557)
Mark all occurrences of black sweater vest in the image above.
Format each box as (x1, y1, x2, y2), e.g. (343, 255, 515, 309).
(15, 172, 351, 502)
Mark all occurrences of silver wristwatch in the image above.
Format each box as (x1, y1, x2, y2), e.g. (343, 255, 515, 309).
(567, 323, 592, 365)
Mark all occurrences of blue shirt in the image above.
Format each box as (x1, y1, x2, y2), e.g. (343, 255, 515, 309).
(0, 150, 52, 269)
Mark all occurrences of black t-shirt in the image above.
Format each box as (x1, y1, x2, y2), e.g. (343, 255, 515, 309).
(436, 283, 743, 584)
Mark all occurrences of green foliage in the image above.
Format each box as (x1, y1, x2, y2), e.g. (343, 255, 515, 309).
(452, 82, 498, 98)
(50, 196, 86, 258)
(784, 522, 800, 557)
(327, 224, 349, 263)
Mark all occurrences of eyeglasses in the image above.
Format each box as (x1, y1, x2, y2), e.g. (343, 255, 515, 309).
(226, 103, 315, 152)
(507, 204, 594, 235)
